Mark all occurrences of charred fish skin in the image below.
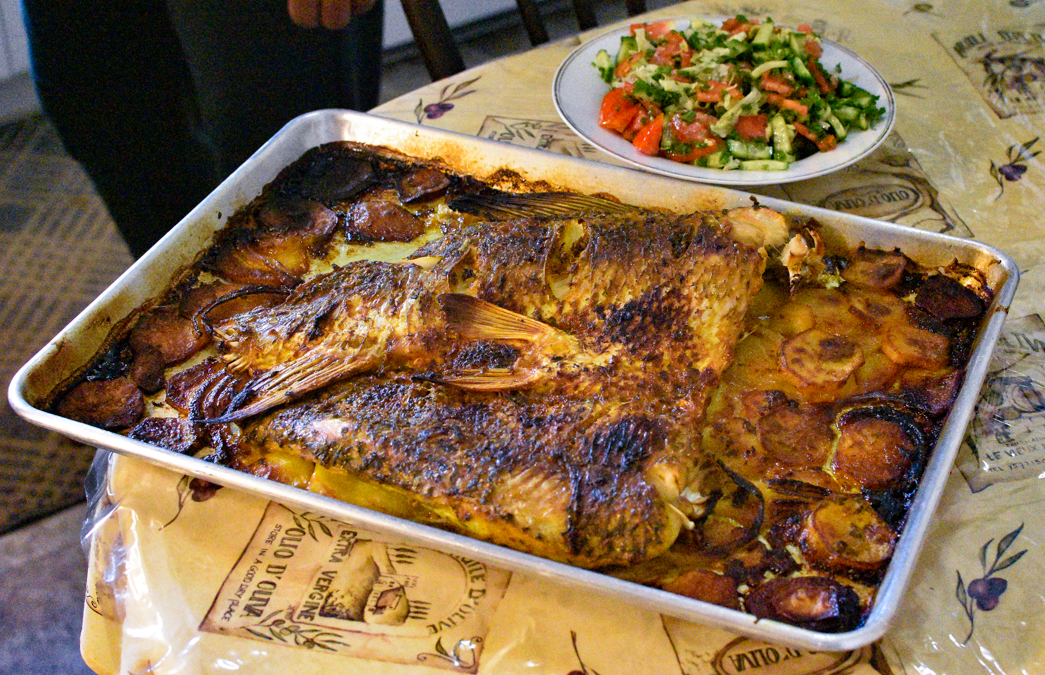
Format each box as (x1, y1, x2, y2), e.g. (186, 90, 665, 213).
(209, 210, 763, 422)
(231, 211, 766, 568)
(243, 378, 682, 568)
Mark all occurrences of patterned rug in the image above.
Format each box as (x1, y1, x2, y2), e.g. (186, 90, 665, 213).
(0, 115, 133, 534)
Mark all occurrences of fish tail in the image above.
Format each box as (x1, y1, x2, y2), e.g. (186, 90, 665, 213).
(205, 351, 370, 422)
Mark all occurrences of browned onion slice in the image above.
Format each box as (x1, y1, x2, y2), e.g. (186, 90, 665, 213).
(348, 199, 426, 242)
(397, 167, 451, 204)
(745, 576, 862, 632)
(915, 273, 985, 321)
(661, 569, 740, 610)
(56, 377, 144, 430)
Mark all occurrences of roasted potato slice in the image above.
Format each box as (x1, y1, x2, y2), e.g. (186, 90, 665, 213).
(397, 167, 451, 204)
(756, 402, 834, 468)
(915, 273, 985, 321)
(799, 495, 896, 572)
(832, 412, 919, 490)
(780, 329, 864, 392)
(129, 307, 210, 366)
(128, 417, 204, 455)
(881, 323, 951, 369)
(841, 247, 906, 290)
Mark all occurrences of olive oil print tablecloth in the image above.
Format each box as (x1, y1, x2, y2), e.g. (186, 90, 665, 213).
(79, 0, 1045, 673)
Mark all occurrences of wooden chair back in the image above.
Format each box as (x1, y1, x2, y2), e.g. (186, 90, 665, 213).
(399, 0, 648, 81)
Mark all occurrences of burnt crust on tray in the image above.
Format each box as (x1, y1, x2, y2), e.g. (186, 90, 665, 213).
(45, 140, 992, 634)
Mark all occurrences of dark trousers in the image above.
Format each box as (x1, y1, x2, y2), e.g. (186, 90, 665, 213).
(22, 0, 384, 258)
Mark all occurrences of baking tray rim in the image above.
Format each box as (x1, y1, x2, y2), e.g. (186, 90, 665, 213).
(8, 109, 1020, 653)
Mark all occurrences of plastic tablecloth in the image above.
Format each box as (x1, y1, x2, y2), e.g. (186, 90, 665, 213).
(79, 1, 1045, 673)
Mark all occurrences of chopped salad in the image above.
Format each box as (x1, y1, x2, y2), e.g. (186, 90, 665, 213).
(594, 16, 886, 171)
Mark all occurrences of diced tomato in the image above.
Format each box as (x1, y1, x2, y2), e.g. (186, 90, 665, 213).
(695, 80, 741, 103)
(793, 122, 838, 152)
(672, 111, 718, 134)
(793, 121, 816, 140)
(721, 17, 759, 35)
(614, 52, 643, 78)
(809, 57, 833, 94)
(650, 31, 692, 68)
(665, 113, 722, 162)
(797, 23, 814, 34)
(622, 105, 657, 140)
(804, 37, 823, 58)
(734, 114, 769, 141)
(668, 112, 714, 142)
(633, 114, 664, 155)
(817, 134, 838, 152)
(599, 88, 641, 133)
(761, 71, 795, 96)
(665, 140, 722, 163)
(631, 20, 674, 40)
(766, 92, 809, 117)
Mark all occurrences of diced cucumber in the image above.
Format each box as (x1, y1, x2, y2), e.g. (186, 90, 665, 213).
(770, 114, 794, 155)
(700, 150, 732, 168)
(616, 36, 638, 65)
(595, 50, 614, 83)
(727, 139, 773, 160)
(833, 106, 861, 122)
(752, 21, 775, 45)
(848, 90, 878, 109)
(825, 113, 848, 140)
(739, 159, 791, 171)
(788, 33, 805, 55)
(791, 56, 814, 84)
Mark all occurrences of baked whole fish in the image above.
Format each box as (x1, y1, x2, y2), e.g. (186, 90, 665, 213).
(217, 208, 768, 568)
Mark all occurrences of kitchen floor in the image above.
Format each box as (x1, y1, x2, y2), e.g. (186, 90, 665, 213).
(0, 2, 671, 672)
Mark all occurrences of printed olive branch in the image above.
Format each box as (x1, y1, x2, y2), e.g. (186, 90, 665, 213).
(955, 523, 1027, 644)
(243, 609, 351, 651)
(290, 510, 334, 540)
(890, 79, 929, 98)
(161, 475, 195, 529)
(440, 76, 482, 103)
(568, 630, 604, 675)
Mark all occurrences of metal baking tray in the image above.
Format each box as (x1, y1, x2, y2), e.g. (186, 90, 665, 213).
(8, 110, 1018, 652)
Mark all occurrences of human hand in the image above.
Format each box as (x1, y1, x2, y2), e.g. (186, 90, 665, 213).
(287, 0, 376, 29)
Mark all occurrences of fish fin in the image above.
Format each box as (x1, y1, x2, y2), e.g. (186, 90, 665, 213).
(205, 351, 363, 422)
(448, 191, 640, 220)
(439, 293, 570, 345)
(429, 369, 543, 391)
